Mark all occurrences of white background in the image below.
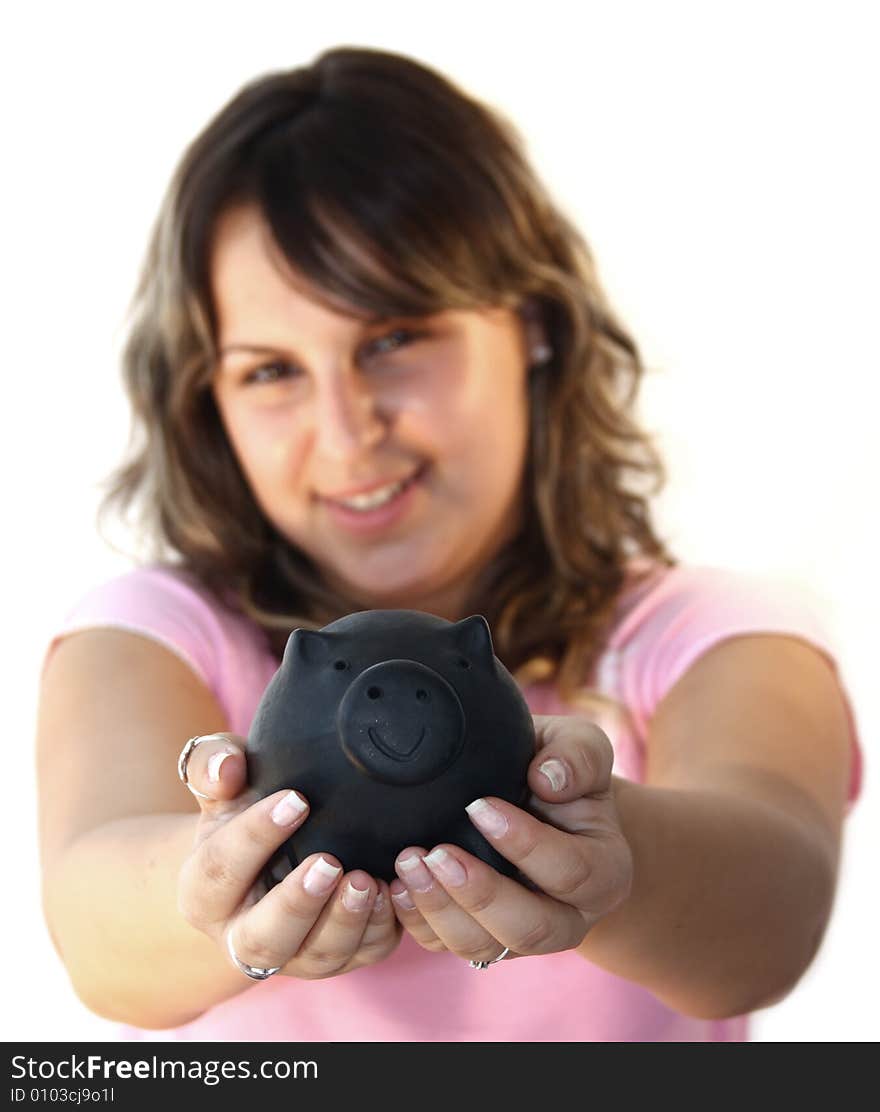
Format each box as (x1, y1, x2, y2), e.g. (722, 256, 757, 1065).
(3, 0, 877, 1041)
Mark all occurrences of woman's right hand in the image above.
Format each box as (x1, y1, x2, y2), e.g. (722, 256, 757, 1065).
(177, 733, 403, 980)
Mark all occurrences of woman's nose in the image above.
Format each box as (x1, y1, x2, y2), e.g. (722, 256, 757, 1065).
(311, 372, 387, 464)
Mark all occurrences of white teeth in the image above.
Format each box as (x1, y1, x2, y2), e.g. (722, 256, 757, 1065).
(335, 477, 408, 511)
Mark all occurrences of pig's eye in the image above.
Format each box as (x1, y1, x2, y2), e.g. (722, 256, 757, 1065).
(457, 658, 471, 669)
(333, 660, 349, 671)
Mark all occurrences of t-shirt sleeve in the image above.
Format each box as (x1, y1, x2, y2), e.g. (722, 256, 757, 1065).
(611, 564, 864, 810)
(40, 564, 273, 735)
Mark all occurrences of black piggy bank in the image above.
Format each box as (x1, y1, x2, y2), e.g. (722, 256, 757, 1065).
(247, 609, 537, 882)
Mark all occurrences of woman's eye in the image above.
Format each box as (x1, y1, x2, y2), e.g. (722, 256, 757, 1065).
(366, 328, 422, 357)
(240, 329, 426, 386)
(244, 360, 300, 386)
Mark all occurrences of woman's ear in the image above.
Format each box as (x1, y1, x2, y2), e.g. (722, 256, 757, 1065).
(519, 297, 553, 367)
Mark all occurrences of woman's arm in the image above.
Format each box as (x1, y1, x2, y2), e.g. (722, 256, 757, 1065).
(575, 634, 852, 1019)
(38, 628, 401, 1030)
(37, 630, 252, 1028)
(371, 633, 852, 1021)
(42, 812, 253, 1028)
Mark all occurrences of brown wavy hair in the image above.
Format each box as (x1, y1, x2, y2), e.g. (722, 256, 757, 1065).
(96, 45, 678, 717)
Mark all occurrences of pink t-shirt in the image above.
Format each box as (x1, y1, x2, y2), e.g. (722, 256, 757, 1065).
(42, 559, 863, 1042)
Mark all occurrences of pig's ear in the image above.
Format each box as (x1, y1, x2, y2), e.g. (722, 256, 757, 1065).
(282, 628, 333, 668)
(452, 614, 494, 661)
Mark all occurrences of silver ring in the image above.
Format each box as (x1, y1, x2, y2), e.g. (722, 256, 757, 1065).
(177, 734, 216, 800)
(469, 946, 510, 970)
(225, 927, 281, 982)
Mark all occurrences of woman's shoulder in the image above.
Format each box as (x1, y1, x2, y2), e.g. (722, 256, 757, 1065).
(603, 555, 843, 719)
(58, 561, 254, 633)
(608, 557, 862, 809)
(610, 558, 834, 650)
(43, 562, 276, 735)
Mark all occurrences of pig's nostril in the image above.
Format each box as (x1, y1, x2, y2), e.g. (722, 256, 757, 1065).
(367, 686, 382, 699)
(416, 689, 428, 702)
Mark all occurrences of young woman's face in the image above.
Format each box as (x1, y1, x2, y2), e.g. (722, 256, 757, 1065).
(209, 205, 540, 619)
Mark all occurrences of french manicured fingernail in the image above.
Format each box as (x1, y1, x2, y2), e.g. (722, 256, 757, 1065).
(343, 879, 372, 912)
(423, 847, 467, 887)
(538, 758, 568, 792)
(390, 884, 416, 910)
(303, 856, 342, 896)
(207, 750, 235, 782)
(396, 852, 434, 892)
(465, 798, 509, 838)
(270, 791, 308, 826)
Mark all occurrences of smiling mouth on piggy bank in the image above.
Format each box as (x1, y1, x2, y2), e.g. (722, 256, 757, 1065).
(367, 725, 427, 761)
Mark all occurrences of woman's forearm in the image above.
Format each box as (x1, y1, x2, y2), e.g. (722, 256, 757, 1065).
(42, 814, 253, 1029)
(44, 781, 838, 1029)
(578, 776, 838, 1019)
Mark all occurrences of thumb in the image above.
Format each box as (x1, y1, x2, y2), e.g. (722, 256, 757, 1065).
(527, 715, 615, 803)
(178, 732, 256, 834)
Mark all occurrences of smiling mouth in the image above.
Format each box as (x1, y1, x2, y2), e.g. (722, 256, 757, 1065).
(317, 463, 428, 504)
(368, 725, 426, 761)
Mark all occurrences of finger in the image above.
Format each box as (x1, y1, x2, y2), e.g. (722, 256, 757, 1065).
(363, 879, 397, 932)
(465, 794, 625, 917)
(528, 716, 615, 803)
(228, 856, 363, 977)
(392, 848, 503, 964)
(526, 792, 626, 839)
(178, 787, 310, 930)
(307, 876, 402, 974)
(179, 732, 251, 814)
(235, 869, 400, 979)
(415, 840, 588, 957)
(388, 878, 447, 952)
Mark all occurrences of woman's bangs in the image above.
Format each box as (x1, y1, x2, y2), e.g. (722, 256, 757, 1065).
(253, 117, 504, 320)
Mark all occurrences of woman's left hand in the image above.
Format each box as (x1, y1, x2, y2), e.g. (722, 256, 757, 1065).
(389, 714, 634, 964)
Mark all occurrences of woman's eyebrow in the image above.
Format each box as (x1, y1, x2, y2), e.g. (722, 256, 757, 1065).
(218, 343, 290, 362)
(217, 316, 431, 363)
(216, 311, 447, 365)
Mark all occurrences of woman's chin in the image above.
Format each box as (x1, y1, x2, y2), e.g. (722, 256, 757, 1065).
(324, 565, 459, 616)
(324, 568, 429, 607)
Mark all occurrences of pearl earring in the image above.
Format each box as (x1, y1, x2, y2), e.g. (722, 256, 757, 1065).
(530, 343, 553, 366)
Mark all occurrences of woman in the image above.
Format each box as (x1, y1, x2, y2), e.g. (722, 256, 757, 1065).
(35, 45, 862, 1041)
